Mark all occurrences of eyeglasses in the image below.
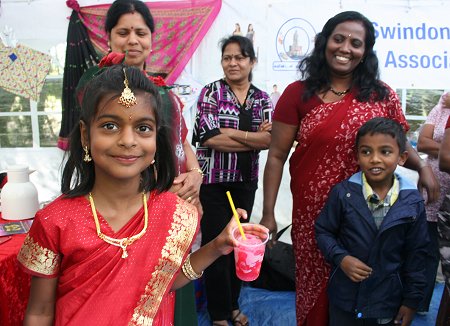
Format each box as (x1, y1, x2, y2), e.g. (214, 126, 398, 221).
(221, 55, 248, 63)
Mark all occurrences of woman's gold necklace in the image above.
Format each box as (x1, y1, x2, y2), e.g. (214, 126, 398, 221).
(329, 87, 350, 96)
(88, 192, 148, 259)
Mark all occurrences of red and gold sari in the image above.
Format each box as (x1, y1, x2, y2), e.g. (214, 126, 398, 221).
(274, 81, 408, 325)
(18, 191, 198, 325)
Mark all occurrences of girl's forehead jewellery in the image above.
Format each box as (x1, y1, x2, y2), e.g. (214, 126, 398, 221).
(118, 68, 137, 108)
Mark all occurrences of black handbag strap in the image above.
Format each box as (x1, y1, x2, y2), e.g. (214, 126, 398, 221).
(275, 224, 292, 241)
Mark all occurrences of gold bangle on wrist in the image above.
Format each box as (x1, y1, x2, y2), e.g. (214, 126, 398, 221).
(245, 131, 248, 144)
(188, 167, 204, 177)
(181, 253, 203, 280)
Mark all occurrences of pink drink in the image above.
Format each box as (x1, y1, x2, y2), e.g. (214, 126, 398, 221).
(232, 224, 269, 281)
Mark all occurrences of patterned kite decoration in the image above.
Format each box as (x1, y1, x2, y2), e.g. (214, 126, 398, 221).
(0, 43, 51, 101)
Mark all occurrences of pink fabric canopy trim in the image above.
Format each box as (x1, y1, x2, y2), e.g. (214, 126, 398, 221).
(78, 0, 221, 84)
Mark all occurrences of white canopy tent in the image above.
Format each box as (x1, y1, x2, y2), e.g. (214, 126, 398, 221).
(0, 0, 447, 226)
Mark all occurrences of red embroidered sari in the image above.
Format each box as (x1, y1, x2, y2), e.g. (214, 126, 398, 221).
(17, 192, 198, 325)
(273, 81, 408, 325)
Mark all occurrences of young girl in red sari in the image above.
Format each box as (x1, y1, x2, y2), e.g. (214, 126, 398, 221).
(17, 65, 264, 325)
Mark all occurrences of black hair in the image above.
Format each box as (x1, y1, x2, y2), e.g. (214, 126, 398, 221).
(61, 65, 175, 197)
(356, 117, 407, 153)
(219, 35, 256, 82)
(105, 0, 155, 34)
(298, 11, 388, 103)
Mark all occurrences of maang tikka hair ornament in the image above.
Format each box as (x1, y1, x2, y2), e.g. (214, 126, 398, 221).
(118, 68, 137, 108)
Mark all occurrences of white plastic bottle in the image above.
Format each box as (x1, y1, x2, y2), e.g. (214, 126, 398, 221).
(0, 165, 39, 220)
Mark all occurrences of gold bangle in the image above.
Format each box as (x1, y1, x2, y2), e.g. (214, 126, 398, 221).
(181, 253, 203, 280)
(245, 131, 248, 144)
(188, 167, 204, 177)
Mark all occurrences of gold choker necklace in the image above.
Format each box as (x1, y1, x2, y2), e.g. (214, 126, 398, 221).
(329, 87, 350, 96)
(89, 192, 148, 259)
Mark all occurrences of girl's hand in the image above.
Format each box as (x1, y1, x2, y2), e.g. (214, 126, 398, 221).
(213, 208, 248, 255)
(213, 209, 269, 256)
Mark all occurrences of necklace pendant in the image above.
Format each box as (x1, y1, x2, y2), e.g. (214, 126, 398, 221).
(121, 249, 128, 259)
(329, 87, 350, 96)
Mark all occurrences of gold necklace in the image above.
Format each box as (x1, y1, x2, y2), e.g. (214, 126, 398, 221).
(329, 87, 350, 96)
(89, 192, 148, 259)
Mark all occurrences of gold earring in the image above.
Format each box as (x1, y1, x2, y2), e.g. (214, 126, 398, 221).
(83, 146, 92, 162)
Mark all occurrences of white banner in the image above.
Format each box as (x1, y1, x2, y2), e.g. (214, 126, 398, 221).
(190, 0, 450, 93)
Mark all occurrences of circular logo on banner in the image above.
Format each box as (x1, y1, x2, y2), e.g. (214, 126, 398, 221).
(276, 18, 316, 61)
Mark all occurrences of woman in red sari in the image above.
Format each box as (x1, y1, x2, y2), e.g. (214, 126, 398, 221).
(18, 65, 264, 325)
(260, 11, 439, 326)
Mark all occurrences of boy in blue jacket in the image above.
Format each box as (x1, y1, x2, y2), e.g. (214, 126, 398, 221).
(315, 117, 428, 326)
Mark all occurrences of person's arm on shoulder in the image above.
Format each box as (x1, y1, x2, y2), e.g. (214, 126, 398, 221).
(417, 124, 439, 158)
(170, 87, 206, 207)
(24, 276, 58, 326)
(172, 139, 203, 208)
(439, 118, 450, 173)
(403, 141, 439, 203)
(260, 120, 297, 237)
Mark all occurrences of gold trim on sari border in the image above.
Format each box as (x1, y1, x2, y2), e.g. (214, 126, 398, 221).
(17, 235, 61, 276)
(130, 198, 198, 325)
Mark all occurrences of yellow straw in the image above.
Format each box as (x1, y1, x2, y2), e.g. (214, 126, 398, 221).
(226, 191, 246, 240)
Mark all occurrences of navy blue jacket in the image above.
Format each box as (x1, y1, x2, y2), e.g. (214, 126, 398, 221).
(315, 172, 428, 319)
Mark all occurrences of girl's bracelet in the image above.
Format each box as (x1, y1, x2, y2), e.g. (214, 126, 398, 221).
(182, 253, 203, 280)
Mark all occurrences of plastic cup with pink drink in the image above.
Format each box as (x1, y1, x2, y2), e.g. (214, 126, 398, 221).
(232, 223, 269, 281)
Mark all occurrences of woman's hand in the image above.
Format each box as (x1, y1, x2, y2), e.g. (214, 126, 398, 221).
(259, 213, 278, 244)
(175, 139, 203, 205)
(258, 120, 272, 133)
(405, 141, 440, 203)
(171, 170, 203, 205)
(418, 165, 440, 203)
(394, 305, 415, 325)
